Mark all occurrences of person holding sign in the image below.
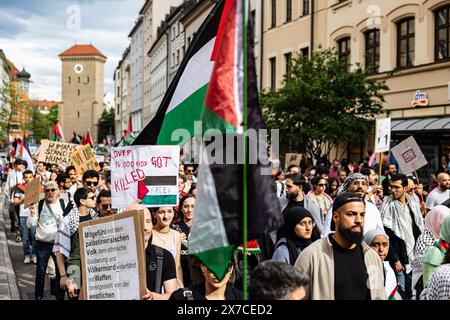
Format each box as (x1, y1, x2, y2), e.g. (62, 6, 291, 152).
(13, 170, 37, 264)
(123, 204, 177, 300)
(151, 206, 184, 288)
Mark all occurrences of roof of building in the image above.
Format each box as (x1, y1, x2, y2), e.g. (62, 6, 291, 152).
(17, 67, 31, 79)
(59, 44, 107, 59)
(28, 100, 62, 106)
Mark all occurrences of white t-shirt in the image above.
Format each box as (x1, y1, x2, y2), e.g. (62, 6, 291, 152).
(426, 188, 450, 209)
(14, 192, 30, 217)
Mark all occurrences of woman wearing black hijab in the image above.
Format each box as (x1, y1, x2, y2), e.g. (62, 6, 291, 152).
(272, 207, 319, 265)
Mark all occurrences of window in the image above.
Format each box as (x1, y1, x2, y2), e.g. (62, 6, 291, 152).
(77, 89, 80, 96)
(397, 18, 415, 68)
(78, 77, 80, 83)
(182, 45, 185, 56)
(303, 0, 310, 16)
(173, 53, 176, 66)
(338, 37, 351, 69)
(117, 87, 120, 97)
(284, 52, 292, 78)
(87, 76, 90, 83)
(271, 0, 277, 28)
(177, 50, 180, 65)
(269, 57, 276, 90)
(68, 76, 71, 84)
(286, 0, 292, 22)
(251, 10, 256, 33)
(77, 111, 80, 118)
(435, 6, 450, 60)
(300, 47, 309, 58)
(187, 37, 191, 46)
(365, 29, 380, 73)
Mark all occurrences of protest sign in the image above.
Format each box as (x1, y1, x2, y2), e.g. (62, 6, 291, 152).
(37, 140, 81, 167)
(391, 136, 428, 175)
(111, 145, 180, 208)
(24, 176, 41, 208)
(374, 118, 391, 153)
(70, 144, 101, 174)
(79, 210, 146, 300)
(284, 153, 302, 170)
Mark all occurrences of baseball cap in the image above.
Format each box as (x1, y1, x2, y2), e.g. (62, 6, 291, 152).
(330, 191, 365, 231)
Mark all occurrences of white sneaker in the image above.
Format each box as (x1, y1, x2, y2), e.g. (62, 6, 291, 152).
(24, 256, 31, 264)
(31, 256, 37, 264)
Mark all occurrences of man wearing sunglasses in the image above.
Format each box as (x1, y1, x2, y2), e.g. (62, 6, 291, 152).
(96, 189, 115, 217)
(82, 170, 100, 194)
(28, 181, 67, 300)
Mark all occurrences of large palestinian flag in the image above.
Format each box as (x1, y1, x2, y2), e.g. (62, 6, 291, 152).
(188, 0, 282, 281)
(132, 0, 226, 146)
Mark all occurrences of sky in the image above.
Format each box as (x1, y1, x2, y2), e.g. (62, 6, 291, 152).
(0, 0, 145, 101)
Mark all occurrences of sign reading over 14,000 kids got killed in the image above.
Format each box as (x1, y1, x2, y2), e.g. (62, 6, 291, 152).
(111, 145, 180, 209)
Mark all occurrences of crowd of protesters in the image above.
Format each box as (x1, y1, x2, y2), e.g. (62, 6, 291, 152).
(2, 150, 450, 301)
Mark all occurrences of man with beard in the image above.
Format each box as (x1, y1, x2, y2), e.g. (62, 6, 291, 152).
(322, 173, 384, 237)
(360, 166, 383, 207)
(282, 173, 323, 236)
(295, 192, 386, 300)
(380, 174, 423, 300)
(426, 172, 450, 212)
(382, 163, 398, 197)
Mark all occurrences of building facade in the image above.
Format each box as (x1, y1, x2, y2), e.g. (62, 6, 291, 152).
(129, 16, 145, 132)
(149, 28, 169, 121)
(59, 44, 107, 143)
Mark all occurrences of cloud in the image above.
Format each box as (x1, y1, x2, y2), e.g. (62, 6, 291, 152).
(0, 0, 144, 101)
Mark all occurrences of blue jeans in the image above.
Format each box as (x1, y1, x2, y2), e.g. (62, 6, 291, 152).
(20, 217, 36, 257)
(35, 241, 65, 300)
(396, 270, 412, 300)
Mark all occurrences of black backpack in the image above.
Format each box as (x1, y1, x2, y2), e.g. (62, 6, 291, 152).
(37, 199, 66, 219)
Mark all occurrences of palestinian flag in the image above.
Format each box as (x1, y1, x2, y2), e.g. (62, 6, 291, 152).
(14, 137, 35, 173)
(132, 0, 226, 146)
(86, 130, 94, 146)
(51, 120, 65, 142)
(72, 132, 82, 144)
(188, 0, 282, 281)
(137, 176, 178, 206)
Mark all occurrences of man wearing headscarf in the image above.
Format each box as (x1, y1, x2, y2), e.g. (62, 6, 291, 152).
(412, 205, 450, 297)
(295, 192, 386, 300)
(322, 173, 384, 237)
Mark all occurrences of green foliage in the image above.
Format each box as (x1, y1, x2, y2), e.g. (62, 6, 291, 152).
(29, 107, 49, 143)
(0, 81, 20, 146)
(97, 108, 115, 144)
(46, 104, 59, 125)
(261, 49, 389, 160)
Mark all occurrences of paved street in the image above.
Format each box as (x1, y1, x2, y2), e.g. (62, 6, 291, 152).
(0, 190, 54, 300)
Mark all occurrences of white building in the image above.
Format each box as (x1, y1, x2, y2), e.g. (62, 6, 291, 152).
(129, 16, 144, 132)
(149, 27, 168, 121)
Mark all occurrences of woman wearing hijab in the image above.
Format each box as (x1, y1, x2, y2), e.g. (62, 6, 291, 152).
(422, 215, 450, 287)
(420, 247, 450, 300)
(412, 205, 450, 296)
(364, 228, 401, 300)
(272, 207, 318, 265)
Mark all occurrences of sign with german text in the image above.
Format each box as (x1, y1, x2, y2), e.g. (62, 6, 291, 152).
(69, 144, 101, 174)
(111, 145, 180, 209)
(374, 118, 391, 153)
(79, 210, 146, 300)
(24, 176, 41, 208)
(37, 140, 81, 167)
(391, 136, 428, 175)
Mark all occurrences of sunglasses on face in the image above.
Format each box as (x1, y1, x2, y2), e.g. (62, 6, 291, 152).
(85, 181, 99, 187)
(101, 204, 112, 210)
(317, 183, 327, 187)
(45, 188, 57, 193)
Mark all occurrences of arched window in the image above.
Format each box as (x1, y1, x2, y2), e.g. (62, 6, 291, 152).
(435, 5, 450, 60)
(397, 17, 415, 67)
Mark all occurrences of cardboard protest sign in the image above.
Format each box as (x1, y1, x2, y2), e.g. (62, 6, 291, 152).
(391, 136, 428, 175)
(38, 140, 81, 167)
(111, 145, 180, 209)
(285, 153, 302, 170)
(374, 118, 391, 153)
(79, 210, 147, 300)
(70, 144, 101, 174)
(24, 176, 41, 208)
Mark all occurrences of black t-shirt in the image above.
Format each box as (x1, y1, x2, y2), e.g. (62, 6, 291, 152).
(329, 235, 371, 300)
(173, 221, 192, 287)
(145, 243, 177, 292)
(169, 282, 242, 300)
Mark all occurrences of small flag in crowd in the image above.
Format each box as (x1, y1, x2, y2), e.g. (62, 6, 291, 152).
(51, 120, 65, 142)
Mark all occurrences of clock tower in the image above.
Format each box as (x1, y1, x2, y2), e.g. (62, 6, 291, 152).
(59, 44, 107, 143)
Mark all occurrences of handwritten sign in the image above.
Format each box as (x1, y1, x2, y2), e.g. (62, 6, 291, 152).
(70, 144, 101, 174)
(111, 145, 180, 209)
(374, 118, 391, 153)
(391, 136, 428, 175)
(284, 153, 302, 170)
(38, 140, 81, 167)
(79, 210, 146, 300)
(24, 176, 41, 208)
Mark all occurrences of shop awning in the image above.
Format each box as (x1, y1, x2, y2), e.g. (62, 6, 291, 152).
(391, 117, 450, 131)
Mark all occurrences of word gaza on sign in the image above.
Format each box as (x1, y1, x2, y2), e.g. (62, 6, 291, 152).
(37, 140, 81, 167)
(111, 145, 180, 209)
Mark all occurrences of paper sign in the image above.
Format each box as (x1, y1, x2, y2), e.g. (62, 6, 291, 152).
(24, 176, 41, 208)
(111, 145, 180, 209)
(374, 118, 391, 153)
(285, 153, 302, 170)
(70, 144, 101, 174)
(391, 136, 428, 175)
(79, 210, 146, 300)
(38, 140, 81, 167)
